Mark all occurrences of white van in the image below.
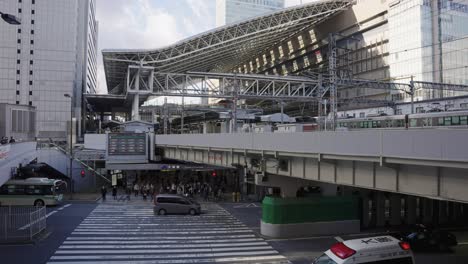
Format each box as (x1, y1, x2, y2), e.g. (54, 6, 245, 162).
(313, 236, 415, 264)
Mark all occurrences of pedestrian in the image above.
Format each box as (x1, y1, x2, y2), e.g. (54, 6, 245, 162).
(112, 186, 117, 200)
(9, 136, 15, 143)
(125, 186, 131, 201)
(101, 186, 107, 201)
(134, 183, 139, 197)
(142, 190, 147, 201)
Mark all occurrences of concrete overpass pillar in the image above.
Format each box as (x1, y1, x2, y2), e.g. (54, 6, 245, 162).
(438, 201, 449, 225)
(406, 196, 417, 225)
(422, 198, 433, 224)
(361, 195, 370, 228)
(375, 192, 386, 227)
(389, 194, 401, 226)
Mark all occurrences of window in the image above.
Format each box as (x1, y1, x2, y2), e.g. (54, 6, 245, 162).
(17, 39, 21, 44)
(31, 19, 34, 24)
(16, 80, 20, 85)
(29, 60, 33, 65)
(18, 28, 21, 34)
(359, 112, 365, 118)
(460, 116, 467, 125)
(30, 50, 33, 55)
(415, 107, 424, 113)
(30, 39, 34, 44)
(29, 91, 32, 95)
(29, 70, 33, 75)
(32, 0, 35, 4)
(16, 91, 20, 95)
(18, 8, 22, 13)
(29, 101, 32, 106)
(29, 80, 33, 85)
(16, 101, 19, 105)
(17, 49, 21, 54)
(396, 109, 402, 115)
(31, 30, 34, 34)
(31, 10, 35, 15)
(17, 59, 20, 64)
(16, 70, 20, 74)
(460, 103, 468, 109)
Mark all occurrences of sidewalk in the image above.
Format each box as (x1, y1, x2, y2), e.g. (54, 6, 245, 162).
(63, 193, 101, 202)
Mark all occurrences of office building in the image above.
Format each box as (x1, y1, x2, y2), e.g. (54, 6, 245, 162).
(216, 0, 285, 26)
(0, 0, 98, 139)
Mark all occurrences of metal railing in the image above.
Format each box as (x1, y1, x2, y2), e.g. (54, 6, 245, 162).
(0, 206, 46, 242)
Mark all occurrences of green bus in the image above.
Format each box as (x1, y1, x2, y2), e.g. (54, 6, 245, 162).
(0, 178, 66, 207)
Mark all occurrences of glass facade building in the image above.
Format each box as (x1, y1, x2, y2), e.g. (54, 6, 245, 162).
(216, 0, 285, 26)
(0, 0, 98, 139)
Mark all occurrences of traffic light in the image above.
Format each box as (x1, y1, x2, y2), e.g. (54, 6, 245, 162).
(80, 170, 85, 177)
(211, 171, 217, 177)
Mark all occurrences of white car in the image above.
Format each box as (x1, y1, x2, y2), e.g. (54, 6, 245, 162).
(313, 236, 415, 264)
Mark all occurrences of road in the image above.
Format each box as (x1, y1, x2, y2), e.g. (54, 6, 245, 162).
(1, 200, 467, 264)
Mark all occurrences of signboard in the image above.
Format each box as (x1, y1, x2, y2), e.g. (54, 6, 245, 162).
(0, 144, 10, 161)
(107, 133, 146, 156)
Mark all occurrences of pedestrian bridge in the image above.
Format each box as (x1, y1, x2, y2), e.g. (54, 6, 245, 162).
(156, 129, 468, 203)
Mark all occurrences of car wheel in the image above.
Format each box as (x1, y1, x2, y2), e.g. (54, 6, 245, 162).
(34, 199, 45, 207)
(189, 209, 196, 215)
(158, 209, 167, 215)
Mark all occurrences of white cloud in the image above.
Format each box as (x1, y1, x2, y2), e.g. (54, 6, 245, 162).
(96, 0, 186, 93)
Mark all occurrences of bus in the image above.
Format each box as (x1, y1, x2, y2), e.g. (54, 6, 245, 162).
(0, 178, 67, 207)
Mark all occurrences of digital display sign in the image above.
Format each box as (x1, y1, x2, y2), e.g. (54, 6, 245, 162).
(107, 133, 146, 156)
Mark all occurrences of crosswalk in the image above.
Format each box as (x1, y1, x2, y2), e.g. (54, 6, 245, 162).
(47, 203, 289, 264)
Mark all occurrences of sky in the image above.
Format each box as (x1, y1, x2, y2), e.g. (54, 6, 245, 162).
(95, 0, 317, 97)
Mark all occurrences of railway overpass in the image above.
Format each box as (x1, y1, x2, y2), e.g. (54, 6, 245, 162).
(156, 129, 468, 228)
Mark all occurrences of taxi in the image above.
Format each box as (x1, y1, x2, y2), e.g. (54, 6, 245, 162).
(312, 236, 415, 264)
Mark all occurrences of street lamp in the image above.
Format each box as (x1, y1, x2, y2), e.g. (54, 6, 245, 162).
(64, 93, 73, 199)
(0, 11, 21, 25)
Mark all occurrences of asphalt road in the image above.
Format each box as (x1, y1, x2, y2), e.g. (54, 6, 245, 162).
(1, 200, 467, 264)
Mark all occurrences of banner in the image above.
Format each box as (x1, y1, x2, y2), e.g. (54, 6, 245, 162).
(0, 144, 10, 161)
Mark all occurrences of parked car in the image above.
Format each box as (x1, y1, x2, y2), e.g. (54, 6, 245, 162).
(399, 224, 457, 252)
(154, 194, 201, 215)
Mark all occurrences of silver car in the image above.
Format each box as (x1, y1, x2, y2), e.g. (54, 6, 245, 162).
(154, 194, 201, 215)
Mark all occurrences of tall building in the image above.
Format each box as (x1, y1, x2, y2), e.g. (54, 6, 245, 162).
(0, 0, 98, 140)
(216, 0, 285, 26)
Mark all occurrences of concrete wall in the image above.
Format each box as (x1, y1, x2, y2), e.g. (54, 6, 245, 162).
(0, 142, 37, 186)
(84, 134, 106, 150)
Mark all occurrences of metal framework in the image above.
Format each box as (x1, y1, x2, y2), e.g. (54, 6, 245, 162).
(103, 0, 352, 93)
(152, 72, 322, 101)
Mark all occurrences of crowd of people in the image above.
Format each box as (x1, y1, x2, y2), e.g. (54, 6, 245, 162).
(101, 179, 228, 202)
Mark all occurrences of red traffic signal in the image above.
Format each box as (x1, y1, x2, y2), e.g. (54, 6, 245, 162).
(211, 171, 217, 177)
(80, 170, 85, 177)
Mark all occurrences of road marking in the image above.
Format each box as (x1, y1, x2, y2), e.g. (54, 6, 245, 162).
(59, 241, 268, 249)
(47, 203, 287, 264)
(334, 236, 344, 242)
(50, 250, 280, 260)
(19, 210, 58, 230)
(233, 203, 261, 208)
(66, 234, 257, 240)
(57, 204, 71, 211)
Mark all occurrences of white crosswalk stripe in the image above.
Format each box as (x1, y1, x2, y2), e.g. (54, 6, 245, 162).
(47, 203, 289, 264)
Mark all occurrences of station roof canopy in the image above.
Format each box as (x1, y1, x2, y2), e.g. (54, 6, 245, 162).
(102, 0, 352, 94)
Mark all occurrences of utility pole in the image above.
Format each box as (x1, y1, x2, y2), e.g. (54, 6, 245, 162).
(328, 33, 338, 131)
